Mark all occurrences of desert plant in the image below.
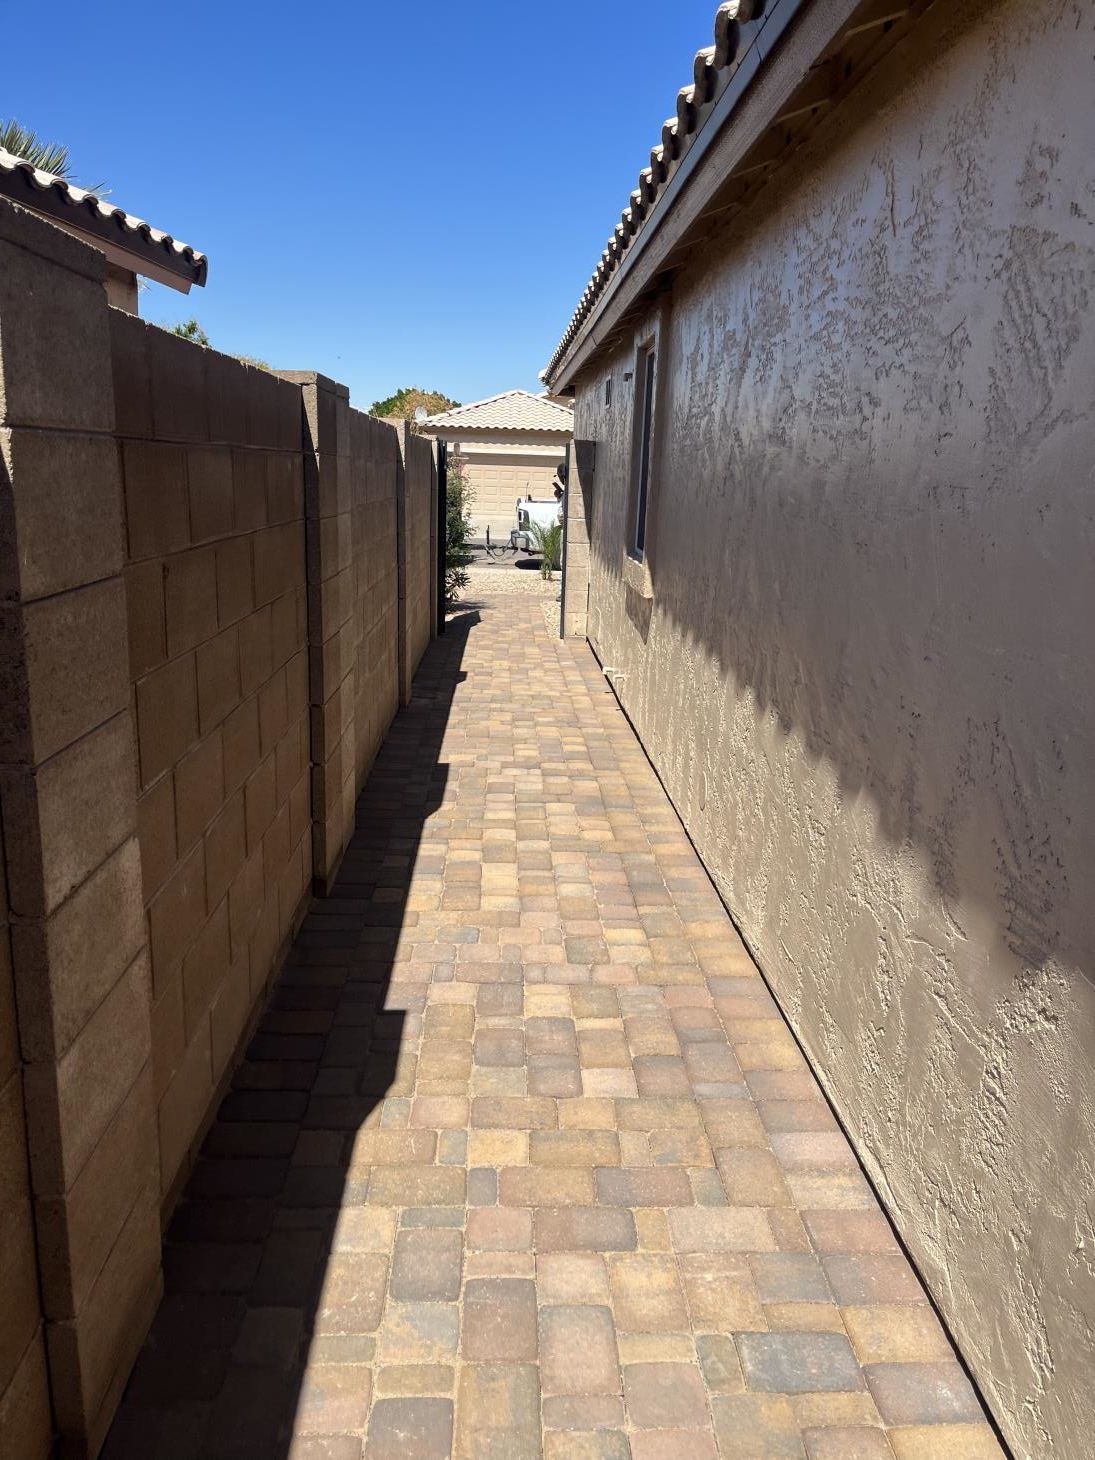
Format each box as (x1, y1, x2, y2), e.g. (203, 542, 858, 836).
(171, 318, 210, 346)
(445, 453, 475, 606)
(0, 119, 106, 193)
(530, 520, 563, 579)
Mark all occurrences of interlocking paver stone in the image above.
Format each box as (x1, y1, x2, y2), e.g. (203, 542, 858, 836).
(105, 598, 1002, 1459)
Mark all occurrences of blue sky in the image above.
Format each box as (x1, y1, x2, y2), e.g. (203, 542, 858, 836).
(6, 1, 717, 409)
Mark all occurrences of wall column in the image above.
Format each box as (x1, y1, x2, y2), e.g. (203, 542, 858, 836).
(561, 439, 595, 638)
(284, 372, 358, 895)
(0, 201, 160, 1455)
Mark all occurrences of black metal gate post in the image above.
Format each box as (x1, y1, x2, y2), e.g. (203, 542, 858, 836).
(436, 439, 448, 635)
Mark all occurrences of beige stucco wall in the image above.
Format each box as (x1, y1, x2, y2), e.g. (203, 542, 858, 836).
(571, 1, 1094, 1455)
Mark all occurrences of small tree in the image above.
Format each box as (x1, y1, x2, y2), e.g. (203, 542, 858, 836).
(370, 387, 459, 423)
(171, 318, 210, 346)
(445, 454, 475, 607)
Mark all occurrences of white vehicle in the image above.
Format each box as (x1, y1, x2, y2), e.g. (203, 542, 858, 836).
(510, 494, 563, 553)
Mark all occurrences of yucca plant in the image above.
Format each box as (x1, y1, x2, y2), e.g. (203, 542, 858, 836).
(0, 120, 106, 194)
(530, 520, 563, 580)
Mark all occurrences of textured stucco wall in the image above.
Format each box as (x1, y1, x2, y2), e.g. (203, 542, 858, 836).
(574, 2, 1094, 1454)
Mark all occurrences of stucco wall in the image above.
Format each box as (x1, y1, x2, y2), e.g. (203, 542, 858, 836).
(572, 1, 1094, 1454)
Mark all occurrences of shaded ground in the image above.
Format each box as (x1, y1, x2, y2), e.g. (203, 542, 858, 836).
(105, 595, 1003, 1460)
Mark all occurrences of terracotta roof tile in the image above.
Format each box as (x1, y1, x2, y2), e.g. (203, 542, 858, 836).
(422, 390, 573, 434)
(0, 146, 207, 287)
(544, 0, 776, 382)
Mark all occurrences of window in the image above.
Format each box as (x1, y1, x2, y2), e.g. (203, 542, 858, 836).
(604, 375, 613, 408)
(630, 342, 657, 559)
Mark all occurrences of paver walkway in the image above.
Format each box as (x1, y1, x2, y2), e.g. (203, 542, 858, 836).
(106, 595, 1004, 1460)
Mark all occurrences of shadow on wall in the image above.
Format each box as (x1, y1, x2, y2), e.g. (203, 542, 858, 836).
(579, 74, 1095, 997)
(103, 608, 478, 1460)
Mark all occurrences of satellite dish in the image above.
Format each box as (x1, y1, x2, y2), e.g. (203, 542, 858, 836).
(414, 407, 428, 423)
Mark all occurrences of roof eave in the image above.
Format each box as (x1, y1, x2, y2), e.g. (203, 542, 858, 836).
(0, 162, 207, 290)
(544, 0, 936, 393)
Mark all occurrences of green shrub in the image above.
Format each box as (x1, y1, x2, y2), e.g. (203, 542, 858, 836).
(445, 454, 475, 606)
(530, 520, 563, 579)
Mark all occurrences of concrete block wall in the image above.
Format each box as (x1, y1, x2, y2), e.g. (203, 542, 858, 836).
(0, 820, 52, 1458)
(0, 202, 161, 1457)
(112, 313, 312, 1211)
(0, 196, 437, 1456)
(350, 409, 401, 786)
(403, 428, 438, 687)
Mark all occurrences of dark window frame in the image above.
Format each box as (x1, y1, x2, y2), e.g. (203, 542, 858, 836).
(630, 339, 657, 561)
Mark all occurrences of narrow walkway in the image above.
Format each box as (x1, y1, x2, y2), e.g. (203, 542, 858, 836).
(106, 596, 1003, 1460)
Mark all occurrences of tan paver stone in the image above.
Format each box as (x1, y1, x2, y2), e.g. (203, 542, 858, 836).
(886, 1424, 1006, 1458)
(454, 1363, 541, 1460)
(623, 1362, 710, 1429)
(711, 1392, 804, 1457)
(536, 1206, 638, 1252)
(364, 1396, 453, 1459)
(542, 1395, 627, 1430)
(530, 1129, 621, 1166)
(467, 1206, 534, 1251)
(366, 1165, 466, 1207)
(537, 1252, 611, 1305)
(389, 1227, 463, 1302)
(540, 1304, 621, 1395)
(297, 1364, 372, 1435)
(607, 1254, 689, 1332)
(669, 1206, 777, 1253)
(374, 1365, 455, 1398)
(629, 1431, 720, 1460)
(500, 1166, 595, 1206)
(842, 1307, 955, 1366)
(461, 1277, 539, 1361)
(802, 1426, 895, 1458)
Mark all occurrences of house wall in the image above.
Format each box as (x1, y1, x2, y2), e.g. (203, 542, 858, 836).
(0, 196, 438, 1457)
(569, 1, 1094, 1455)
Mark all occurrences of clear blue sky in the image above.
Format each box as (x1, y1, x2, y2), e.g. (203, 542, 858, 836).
(6, 1, 717, 409)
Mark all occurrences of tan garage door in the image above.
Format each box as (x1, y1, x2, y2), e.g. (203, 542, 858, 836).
(461, 453, 563, 541)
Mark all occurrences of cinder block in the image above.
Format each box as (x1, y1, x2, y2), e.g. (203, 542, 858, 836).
(0, 223, 112, 432)
(196, 625, 241, 734)
(278, 835, 309, 934)
(244, 754, 277, 853)
(254, 522, 303, 607)
(164, 547, 218, 658)
(135, 650, 198, 787)
(222, 696, 261, 795)
(210, 955, 252, 1083)
(124, 560, 167, 678)
(0, 429, 124, 603)
(173, 729, 225, 855)
(187, 446, 234, 543)
(248, 896, 281, 999)
(45, 1177, 160, 1446)
(258, 668, 288, 756)
(0, 1071, 41, 1395)
(182, 898, 231, 1039)
(12, 838, 145, 1066)
(267, 452, 303, 525)
(270, 588, 300, 671)
(109, 308, 152, 439)
(147, 325, 208, 443)
(149, 973, 183, 1105)
(1, 579, 129, 767)
(205, 790, 246, 910)
(205, 351, 248, 446)
(232, 448, 267, 532)
(136, 773, 176, 904)
(238, 606, 273, 696)
(275, 718, 306, 807)
(286, 648, 308, 724)
(0, 925, 18, 1091)
(228, 849, 264, 965)
(147, 843, 205, 997)
(157, 1018, 212, 1197)
(34, 1061, 157, 1319)
(0, 710, 136, 918)
(122, 441, 189, 560)
(261, 803, 291, 890)
(23, 948, 151, 1197)
(289, 769, 310, 853)
(0, 1327, 52, 1460)
(215, 535, 253, 628)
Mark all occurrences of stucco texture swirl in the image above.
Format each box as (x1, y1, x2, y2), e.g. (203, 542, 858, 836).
(574, 2, 1095, 1455)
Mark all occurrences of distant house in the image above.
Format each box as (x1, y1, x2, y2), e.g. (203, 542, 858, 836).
(0, 147, 206, 312)
(420, 389, 573, 540)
